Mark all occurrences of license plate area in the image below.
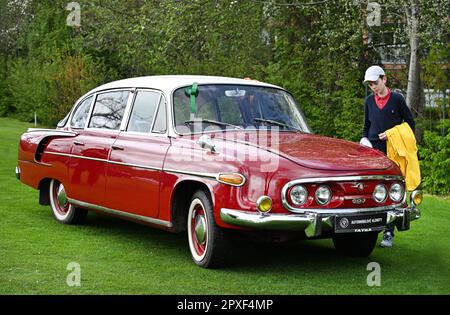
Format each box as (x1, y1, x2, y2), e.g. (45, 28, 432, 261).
(334, 213, 387, 233)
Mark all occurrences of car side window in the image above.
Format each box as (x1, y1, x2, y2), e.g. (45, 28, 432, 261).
(127, 90, 160, 133)
(88, 91, 130, 130)
(70, 96, 93, 129)
(152, 95, 167, 133)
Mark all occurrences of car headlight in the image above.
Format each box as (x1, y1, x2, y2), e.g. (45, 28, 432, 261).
(373, 184, 387, 203)
(389, 183, 404, 202)
(315, 185, 331, 205)
(290, 185, 308, 206)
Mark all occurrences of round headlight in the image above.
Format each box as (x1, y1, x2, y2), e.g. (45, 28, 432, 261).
(373, 184, 388, 203)
(290, 185, 308, 206)
(389, 183, 404, 202)
(315, 185, 332, 205)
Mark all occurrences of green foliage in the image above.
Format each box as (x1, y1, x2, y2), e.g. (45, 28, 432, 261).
(418, 119, 450, 195)
(264, 1, 367, 139)
(8, 52, 109, 125)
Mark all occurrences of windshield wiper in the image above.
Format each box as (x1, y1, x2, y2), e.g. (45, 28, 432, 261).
(184, 119, 243, 130)
(254, 118, 303, 132)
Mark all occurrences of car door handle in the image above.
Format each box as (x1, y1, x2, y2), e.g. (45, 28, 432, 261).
(111, 145, 124, 151)
(73, 141, 85, 146)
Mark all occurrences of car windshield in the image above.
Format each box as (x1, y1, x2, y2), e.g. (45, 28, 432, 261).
(173, 84, 312, 134)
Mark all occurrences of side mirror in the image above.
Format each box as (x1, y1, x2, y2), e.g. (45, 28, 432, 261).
(197, 135, 216, 153)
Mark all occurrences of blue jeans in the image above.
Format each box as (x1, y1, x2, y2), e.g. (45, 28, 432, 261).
(385, 223, 395, 236)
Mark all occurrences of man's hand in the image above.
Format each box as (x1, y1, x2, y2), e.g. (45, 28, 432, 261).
(378, 132, 387, 140)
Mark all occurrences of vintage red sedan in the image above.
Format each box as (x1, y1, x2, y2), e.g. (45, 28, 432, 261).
(16, 75, 422, 267)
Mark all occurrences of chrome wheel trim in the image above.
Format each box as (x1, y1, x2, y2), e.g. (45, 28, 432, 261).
(187, 198, 209, 262)
(57, 184, 68, 207)
(195, 214, 207, 245)
(49, 179, 73, 221)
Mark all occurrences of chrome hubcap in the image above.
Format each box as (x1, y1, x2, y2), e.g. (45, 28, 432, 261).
(57, 184, 68, 208)
(194, 215, 207, 245)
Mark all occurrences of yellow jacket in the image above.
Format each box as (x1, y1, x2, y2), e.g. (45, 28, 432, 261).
(386, 122, 421, 191)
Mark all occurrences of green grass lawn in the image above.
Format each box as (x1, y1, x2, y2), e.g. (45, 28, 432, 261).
(1, 117, 449, 294)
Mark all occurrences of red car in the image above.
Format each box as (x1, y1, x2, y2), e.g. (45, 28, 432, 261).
(16, 75, 422, 267)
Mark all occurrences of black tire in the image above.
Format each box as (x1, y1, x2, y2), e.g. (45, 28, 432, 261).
(332, 232, 379, 257)
(187, 189, 229, 268)
(49, 179, 87, 225)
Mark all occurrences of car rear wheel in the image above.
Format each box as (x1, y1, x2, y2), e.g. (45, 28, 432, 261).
(49, 179, 87, 224)
(187, 189, 229, 268)
(332, 232, 379, 257)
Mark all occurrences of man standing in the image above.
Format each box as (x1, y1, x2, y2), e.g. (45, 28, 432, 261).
(362, 65, 416, 248)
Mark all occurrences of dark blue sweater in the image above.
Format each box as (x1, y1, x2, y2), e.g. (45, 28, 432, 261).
(362, 91, 415, 154)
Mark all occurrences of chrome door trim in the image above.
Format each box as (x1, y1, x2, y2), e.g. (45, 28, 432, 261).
(26, 129, 78, 136)
(45, 151, 160, 171)
(45, 151, 107, 163)
(68, 198, 173, 228)
(163, 168, 217, 180)
(107, 160, 160, 171)
(44, 152, 228, 181)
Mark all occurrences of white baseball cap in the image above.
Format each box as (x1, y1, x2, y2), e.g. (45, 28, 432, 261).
(364, 65, 385, 83)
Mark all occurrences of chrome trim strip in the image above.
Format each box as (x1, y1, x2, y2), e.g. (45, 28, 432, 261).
(299, 204, 405, 215)
(44, 152, 219, 179)
(285, 175, 404, 185)
(68, 198, 172, 228)
(26, 129, 78, 136)
(281, 175, 405, 213)
(220, 208, 315, 231)
(163, 168, 217, 180)
(44, 152, 242, 183)
(44, 152, 72, 158)
(45, 151, 106, 163)
(108, 160, 160, 171)
(45, 151, 160, 171)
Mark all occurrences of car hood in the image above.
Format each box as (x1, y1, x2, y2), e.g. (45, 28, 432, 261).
(214, 132, 392, 171)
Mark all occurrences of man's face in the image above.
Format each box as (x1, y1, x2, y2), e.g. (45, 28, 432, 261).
(367, 76, 387, 95)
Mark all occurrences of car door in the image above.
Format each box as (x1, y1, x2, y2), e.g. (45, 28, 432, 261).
(68, 89, 132, 207)
(104, 90, 170, 218)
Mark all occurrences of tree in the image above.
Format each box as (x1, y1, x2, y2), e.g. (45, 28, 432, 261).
(365, 0, 449, 137)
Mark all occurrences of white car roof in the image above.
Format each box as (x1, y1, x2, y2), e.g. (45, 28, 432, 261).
(84, 75, 284, 97)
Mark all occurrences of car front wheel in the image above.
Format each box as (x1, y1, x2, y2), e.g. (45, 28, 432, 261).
(332, 232, 379, 257)
(49, 179, 87, 224)
(187, 189, 229, 268)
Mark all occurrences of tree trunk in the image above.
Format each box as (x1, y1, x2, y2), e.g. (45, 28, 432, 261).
(405, 0, 425, 141)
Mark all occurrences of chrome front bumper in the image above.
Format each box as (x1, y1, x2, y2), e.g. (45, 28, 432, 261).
(220, 207, 421, 238)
